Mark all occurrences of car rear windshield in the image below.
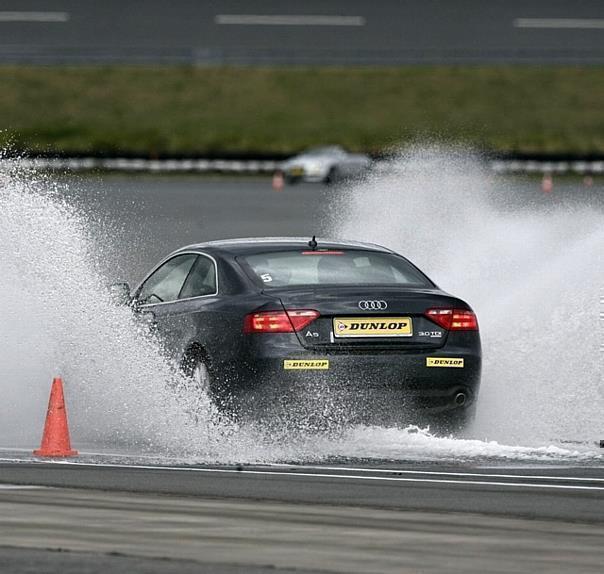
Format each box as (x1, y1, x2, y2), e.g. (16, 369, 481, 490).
(241, 250, 431, 288)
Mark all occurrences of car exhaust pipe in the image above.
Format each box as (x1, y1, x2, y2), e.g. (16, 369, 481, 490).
(454, 392, 467, 407)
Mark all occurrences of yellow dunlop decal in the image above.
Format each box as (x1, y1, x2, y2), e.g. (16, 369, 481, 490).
(333, 317, 412, 338)
(284, 359, 330, 370)
(426, 357, 465, 368)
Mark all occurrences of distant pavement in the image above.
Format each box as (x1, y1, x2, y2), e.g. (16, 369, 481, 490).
(2, 0, 604, 65)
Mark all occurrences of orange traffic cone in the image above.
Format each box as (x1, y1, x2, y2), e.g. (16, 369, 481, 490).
(272, 170, 285, 191)
(33, 377, 78, 457)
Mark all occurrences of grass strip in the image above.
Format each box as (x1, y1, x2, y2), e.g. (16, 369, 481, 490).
(1, 66, 603, 156)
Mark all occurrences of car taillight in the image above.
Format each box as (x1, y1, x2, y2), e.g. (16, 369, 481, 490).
(425, 308, 478, 331)
(243, 309, 320, 333)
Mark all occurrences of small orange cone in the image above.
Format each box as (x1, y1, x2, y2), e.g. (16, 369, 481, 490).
(34, 377, 78, 457)
(272, 170, 285, 191)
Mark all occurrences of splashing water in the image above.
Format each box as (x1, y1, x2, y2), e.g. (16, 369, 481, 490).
(0, 162, 231, 454)
(0, 152, 601, 464)
(327, 146, 604, 448)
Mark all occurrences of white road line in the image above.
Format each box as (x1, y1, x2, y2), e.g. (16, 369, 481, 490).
(215, 14, 365, 27)
(0, 484, 46, 490)
(4, 460, 603, 492)
(514, 18, 604, 29)
(3, 452, 602, 483)
(0, 447, 177, 462)
(3, 452, 602, 484)
(0, 11, 69, 22)
(266, 463, 604, 483)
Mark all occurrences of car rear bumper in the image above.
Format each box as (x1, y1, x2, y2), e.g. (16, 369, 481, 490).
(283, 167, 328, 182)
(285, 174, 326, 183)
(255, 355, 476, 405)
(215, 336, 481, 417)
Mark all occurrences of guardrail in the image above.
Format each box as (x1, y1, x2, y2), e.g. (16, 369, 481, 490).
(3, 46, 604, 65)
(2, 157, 604, 175)
(0, 157, 280, 173)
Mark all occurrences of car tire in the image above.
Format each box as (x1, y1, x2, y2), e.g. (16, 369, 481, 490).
(324, 167, 339, 184)
(191, 359, 211, 394)
(180, 350, 215, 401)
(184, 351, 239, 419)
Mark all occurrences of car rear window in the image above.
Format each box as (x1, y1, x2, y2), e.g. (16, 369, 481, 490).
(241, 250, 431, 288)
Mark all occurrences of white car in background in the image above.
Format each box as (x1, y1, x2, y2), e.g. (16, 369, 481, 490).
(279, 146, 371, 184)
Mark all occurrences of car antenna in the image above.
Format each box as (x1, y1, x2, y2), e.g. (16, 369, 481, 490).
(308, 235, 318, 251)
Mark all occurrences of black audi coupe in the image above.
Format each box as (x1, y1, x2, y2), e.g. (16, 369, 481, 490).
(111, 237, 481, 431)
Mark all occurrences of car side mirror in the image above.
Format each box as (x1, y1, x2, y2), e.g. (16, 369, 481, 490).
(108, 282, 131, 306)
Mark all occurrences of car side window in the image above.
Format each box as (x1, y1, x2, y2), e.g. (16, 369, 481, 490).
(179, 255, 217, 299)
(137, 254, 198, 305)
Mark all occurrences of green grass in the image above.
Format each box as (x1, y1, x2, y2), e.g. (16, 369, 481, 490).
(1, 66, 603, 156)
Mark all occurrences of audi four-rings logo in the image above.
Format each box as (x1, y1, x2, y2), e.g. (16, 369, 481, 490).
(358, 300, 388, 310)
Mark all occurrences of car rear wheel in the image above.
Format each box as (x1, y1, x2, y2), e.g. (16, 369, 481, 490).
(191, 355, 241, 420)
(192, 360, 211, 394)
(285, 174, 301, 185)
(324, 167, 339, 184)
(181, 350, 227, 414)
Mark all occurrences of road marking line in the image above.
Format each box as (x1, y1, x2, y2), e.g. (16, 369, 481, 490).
(0, 485, 46, 490)
(0, 448, 180, 462)
(266, 463, 604, 483)
(4, 452, 602, 483)
(0, 11, 69, 22)
(514, 18, 604, 29)
(3, 460, 603, 492)
(215, 14, 365, 27)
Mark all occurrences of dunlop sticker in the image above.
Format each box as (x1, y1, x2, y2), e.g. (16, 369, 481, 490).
(333, 317, 412, 338)
(284, 359, 330, 370)
(426, 357, 465, 368)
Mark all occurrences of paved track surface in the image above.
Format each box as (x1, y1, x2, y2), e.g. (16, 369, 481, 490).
(1, 458, 604, 522)
(68, 174, 604, 285)
(0, 546, 307, 574)
(3, 1, 604, 64)
(1, 459, 603, 573)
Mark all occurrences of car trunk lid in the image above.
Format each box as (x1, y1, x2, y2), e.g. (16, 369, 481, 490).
(268, 286, 459, 350)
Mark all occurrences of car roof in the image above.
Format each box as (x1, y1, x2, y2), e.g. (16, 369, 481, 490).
(174, 237, 393, 256)
(303, 145, 345, 155)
